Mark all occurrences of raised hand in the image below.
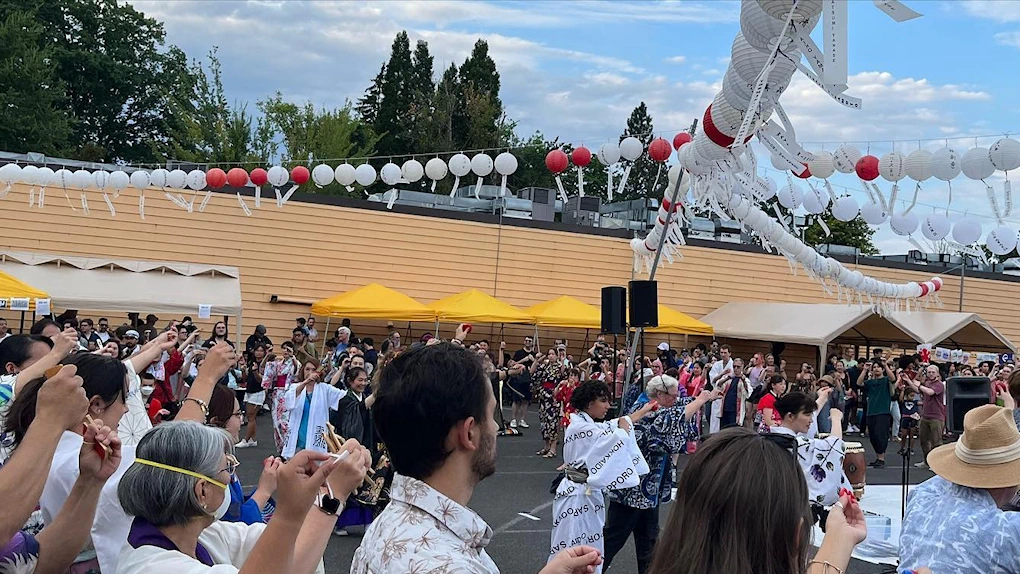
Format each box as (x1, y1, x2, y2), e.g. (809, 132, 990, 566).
(79, 418, 122, 481)
(38, 365, 88, 432)
(199, 342, 237, 382)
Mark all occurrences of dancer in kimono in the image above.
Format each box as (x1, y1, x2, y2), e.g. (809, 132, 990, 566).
(549, 381, 657, 573)
(262, 341, 300, 453)
(282, 359, 344, 459)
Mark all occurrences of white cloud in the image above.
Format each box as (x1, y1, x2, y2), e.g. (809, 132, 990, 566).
(959, 0, 1020, 22)
(664, 55, 687, 64)
(995, 31, 1020, 48)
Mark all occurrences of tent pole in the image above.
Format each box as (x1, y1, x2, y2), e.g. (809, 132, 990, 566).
(321, 317, 331, 355)
(19, 311, 24, 334)
(434, 319, 439, 338)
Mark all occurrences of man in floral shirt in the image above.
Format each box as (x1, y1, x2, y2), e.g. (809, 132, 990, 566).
(352, 341, 603, 574)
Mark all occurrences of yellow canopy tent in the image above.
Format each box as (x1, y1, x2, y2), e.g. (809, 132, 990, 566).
(646, 305, 714, 336)
(524, 296, 601, 329)
(428, 289, 533, 324)
(0, 269, 48, 312)
(310, 283, 435, 322)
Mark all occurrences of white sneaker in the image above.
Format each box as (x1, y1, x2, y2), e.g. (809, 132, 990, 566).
(235, 439, 251, 448)
(333, 527, 349, 536)
(509, 419, 518, 428)
(518, 419, 530, 428)
(248, 440, 257, 447)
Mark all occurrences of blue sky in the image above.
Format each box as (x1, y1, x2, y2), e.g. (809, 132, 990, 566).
(127, 0, 1020, 253)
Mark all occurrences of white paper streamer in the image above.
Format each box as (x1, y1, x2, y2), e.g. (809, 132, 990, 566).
(554, 175, 568, 205)
(779, 51, 862, 109)
(198, 191, 213, 212)
(139, 193, 145, 219)
(474, 177, 483, 199)
(80, 191, 90, 214)
(986, 184, 1003, 224)
(102, 193, 116, 217)
(887, 183, 899, 216)
(28, 187, 35, 208)
(236, 193, 251, 216)
(279, 185, 298, 207)
(576, 166, 585, 198)
(823, 180, 838, 202)
(255, 186, 262, 208)
(37, 187, 45, 208)
(824, 0, 849, 86)
(607, 167, 614, 201)
(902, 183, 921, 214)
(873, 0, 922, 22)
(449, 176, 461, 198)
(1005, 181, 1013, 218)
(386, 189, 398, 210)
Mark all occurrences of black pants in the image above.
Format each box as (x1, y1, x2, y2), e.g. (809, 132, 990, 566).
(720, 408, 738, 428)
(867, 413, 892, 456)
(602, 501, 659, 574)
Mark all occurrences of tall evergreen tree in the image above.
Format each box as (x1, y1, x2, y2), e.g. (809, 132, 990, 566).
(454, 40, 504, 150)
(374, 31, 415, 156)
(409, 40, 435, 147)
(356, 64, 385, 126)
(618, 102, 659, 200)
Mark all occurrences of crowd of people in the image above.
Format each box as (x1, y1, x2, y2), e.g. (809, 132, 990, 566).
(5, 309, 1020, 573)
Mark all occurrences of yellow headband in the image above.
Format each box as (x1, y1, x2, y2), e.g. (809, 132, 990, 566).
(134, 458, 227, 489)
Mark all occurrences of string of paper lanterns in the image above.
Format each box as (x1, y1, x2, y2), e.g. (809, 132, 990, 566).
(0, 151, 522, 218)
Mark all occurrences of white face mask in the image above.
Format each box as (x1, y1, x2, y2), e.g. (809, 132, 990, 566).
(208, 483, 231, 520)
(141, 386, 154, 397)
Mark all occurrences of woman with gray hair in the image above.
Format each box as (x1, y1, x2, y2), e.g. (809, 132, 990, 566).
(116, 420, 371, 574)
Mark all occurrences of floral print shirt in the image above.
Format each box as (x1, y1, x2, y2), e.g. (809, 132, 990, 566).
(770, 426, 848, 506)
(611, 394, 699, 510)
(0, 532, 40, 574)
(351, 473, 498, 574)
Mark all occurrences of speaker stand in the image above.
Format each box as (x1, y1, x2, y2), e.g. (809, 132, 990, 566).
(900, 445, 911, 519)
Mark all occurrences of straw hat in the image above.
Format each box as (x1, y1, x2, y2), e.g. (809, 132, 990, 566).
(927, 405, 1020, 489)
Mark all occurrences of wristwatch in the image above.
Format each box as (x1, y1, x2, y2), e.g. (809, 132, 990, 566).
(315, 484, 342, 515)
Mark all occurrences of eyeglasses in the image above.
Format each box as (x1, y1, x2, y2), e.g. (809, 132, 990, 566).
(231, 410, 243, 419)
(219, 454, 240, 476)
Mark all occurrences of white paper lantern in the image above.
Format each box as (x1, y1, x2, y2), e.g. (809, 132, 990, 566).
(402, 159, 425, 182)
(266, 166, 289, 187)
(150, 169, 169, 188)
(987, 226, 1019, 255)
(448, 154, 471, 177)
(425, 158, 448, 181)
(831, 196, 859, 222)
(961, 147, 995, 180)
(846, 270, 865, 289)
(335, 163, 357, 186)
(54, 168, 74, 188)
(619, 137, 643, 161)
(776, 184, 803, 209)
(667, 164, 691, 191)
(108, 170, 129, 191)
(889, 212, 919, 236)
(167, 169, 188, 189)
(904, 149, 933, 181)
(36, 167, 55, 187)
(921, 213, 951, 241)
(72, 169, 93, 190)
(833, 145, 862, 174)
(930, 147, 961, 181)
(20, 165, 40, 186)
(860, 203, 889, 225)
(129, 170, 150, 189)
(470, 153, 493, 177)
(762, 177, 778, 201)
(311, 164, 335, 187)
(729, 194, 752, 219)
(186, 169, 207, 190)
(489, 153, 515, 177)
(92, 170, 111, 190)
(990, 138, 1020, 172)
(0, 163, 21, 185)
(380, 163, 402, 186)
(597, 143, 621, 165)
(807, 151, 835, 179)
(952, 218, 982, 245)
(354, 164, 377, 186)
(801, 185, 829, 214)
(879, 151, 907, 182)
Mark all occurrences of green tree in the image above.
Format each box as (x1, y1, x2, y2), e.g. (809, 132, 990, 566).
(409, 40, 435, 149)
(374, 31, 415, 156)
(455, 40, 504, 150)
(422, 63, 459, 153)
(803, 214, 878, 255)
(617, 102, 659, 201)
(3, 0, 201, 163)
(356, 64, 385, 127)
(257, 93, 381, 197)
(0, 11, 71, 155)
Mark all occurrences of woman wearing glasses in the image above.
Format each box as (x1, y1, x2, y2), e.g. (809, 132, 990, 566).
(116, 421, 370, 574)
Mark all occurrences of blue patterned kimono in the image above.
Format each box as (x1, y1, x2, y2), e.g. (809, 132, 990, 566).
(611, 393, 699, 509)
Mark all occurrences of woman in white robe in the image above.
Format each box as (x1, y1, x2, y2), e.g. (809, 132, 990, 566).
(282, 360, 343, 460)
(549, 381, 656, 573)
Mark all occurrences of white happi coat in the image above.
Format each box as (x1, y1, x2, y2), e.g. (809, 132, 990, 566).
(282, 383, 343, 459)
(549, 412, 649, 573)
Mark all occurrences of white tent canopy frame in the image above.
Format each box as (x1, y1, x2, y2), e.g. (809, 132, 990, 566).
(0, 250, 243, 333)
(887, 311, 1015, 354)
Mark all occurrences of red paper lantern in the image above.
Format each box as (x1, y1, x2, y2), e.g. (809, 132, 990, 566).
(226, 168, 248, 188)
(249, 168, 268, 186)
(673, 132, 692, 149)
(918, 282, 930, 297)
(291, 165, 310, 185)
(571, 147, 592, 167)
(855, 155, 880, 181)
(793, 163, 811, 179)
(545, 150, 568, 173)
(649, 138, 672, 162)
(206, 168, 227, 188)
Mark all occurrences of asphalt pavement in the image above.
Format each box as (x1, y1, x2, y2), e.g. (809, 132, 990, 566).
(234, 407, 932, 574)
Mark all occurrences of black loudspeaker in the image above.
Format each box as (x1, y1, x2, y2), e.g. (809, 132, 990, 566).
(628, 280, 658, 328)
(946, 376, 992, 433)
(601, 287, 627, 335)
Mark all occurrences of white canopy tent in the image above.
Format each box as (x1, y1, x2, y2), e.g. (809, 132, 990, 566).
(887, 311, 1015, 353)
(0, 250, 242, 330)
(700, 302, 921, 369)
